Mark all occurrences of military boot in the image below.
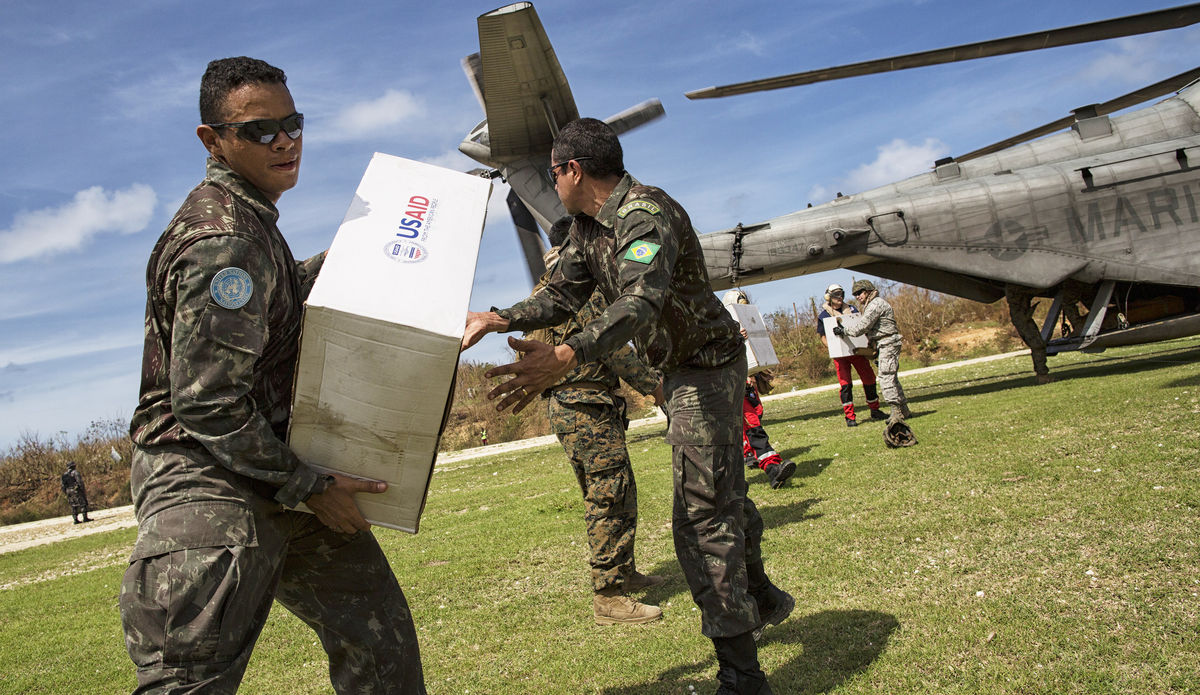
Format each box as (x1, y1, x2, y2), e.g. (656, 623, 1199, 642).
(763, 460, 795, 490)
(750, 584, 795, 641)
(624, 570, 666, 592)
(845, 416, 857, 427)
(869, 408, 888, 421)
(712, 632, 774, 694)
(71, 514, 80, 524)
(747, 560, 795, 641)
(593, 588, 662, 625)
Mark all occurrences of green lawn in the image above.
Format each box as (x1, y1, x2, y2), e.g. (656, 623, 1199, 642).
(1, 338, 1197, 694)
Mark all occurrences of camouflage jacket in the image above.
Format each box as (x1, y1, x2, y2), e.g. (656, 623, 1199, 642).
(844, 295, 902, 344)
(60, 469, 84, 493)
(499, 173, 741, 374)
(128, 158, 327, 508)
(528, 278, 660, 406)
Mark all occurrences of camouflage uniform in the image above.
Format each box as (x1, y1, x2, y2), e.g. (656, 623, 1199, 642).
(531, 281, 660, 592)
(60, 466, 89, 517)
(499, 173, 764, 638)
(121, 159, 424, 694)
(843, 294, 908, 410)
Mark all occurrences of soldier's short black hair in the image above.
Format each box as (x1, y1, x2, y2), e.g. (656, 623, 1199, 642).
(552, 118, 623, 179)
(199, 57, 287, 125)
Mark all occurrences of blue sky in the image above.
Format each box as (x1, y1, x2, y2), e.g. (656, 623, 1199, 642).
(0, 0, 1195, 449)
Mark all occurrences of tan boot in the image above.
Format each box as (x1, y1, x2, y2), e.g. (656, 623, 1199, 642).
(593, 588, 662, 625)
(624, 570, 666, 592)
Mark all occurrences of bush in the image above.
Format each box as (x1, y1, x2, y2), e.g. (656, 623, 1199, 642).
(0, 419, 133, 525)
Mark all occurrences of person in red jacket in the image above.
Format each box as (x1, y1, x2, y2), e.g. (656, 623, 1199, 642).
(742, 374, 796, 489)
(816, 283, 887, 426)
(723, 290, 796, 490)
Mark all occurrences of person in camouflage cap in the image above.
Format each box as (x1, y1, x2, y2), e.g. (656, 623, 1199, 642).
(527, 218, 668, 625)
(463, 118, 791, 695)
(120, 57, 425, 694)
(60, 461, 91, 524)
(834, 280, 912, 420)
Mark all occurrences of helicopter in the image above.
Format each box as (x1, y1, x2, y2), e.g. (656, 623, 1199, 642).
(457, 2, 1200, 379)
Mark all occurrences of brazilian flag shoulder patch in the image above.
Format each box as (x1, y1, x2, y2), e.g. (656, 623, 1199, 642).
(623, 240, 661, 264)
(617, 199, 661, 218)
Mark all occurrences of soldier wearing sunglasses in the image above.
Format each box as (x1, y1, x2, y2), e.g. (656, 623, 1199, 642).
(121, 57, 426, 694)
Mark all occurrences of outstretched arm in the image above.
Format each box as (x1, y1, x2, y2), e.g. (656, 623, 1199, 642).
(462, 311, 510, 352)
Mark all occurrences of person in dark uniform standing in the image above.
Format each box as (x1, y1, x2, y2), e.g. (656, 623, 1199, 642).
(60, 461, 91, 524)
(529, 220, 667, 625)
(120, 57, 425, 694)
(463, 118, 791, 695)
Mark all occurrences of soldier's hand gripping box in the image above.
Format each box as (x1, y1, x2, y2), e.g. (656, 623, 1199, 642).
(823, 316, 871, 358)
(725, 303, 779, 374)
(288, 153, 492, 533)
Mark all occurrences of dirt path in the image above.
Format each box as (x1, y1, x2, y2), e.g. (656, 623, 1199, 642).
(0, 349, 1030, 555)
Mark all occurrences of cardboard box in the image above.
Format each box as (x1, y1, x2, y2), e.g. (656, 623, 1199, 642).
(288, 153, 492, 533)
(725, 303, 779, 374)
(823, 315, 871, 358)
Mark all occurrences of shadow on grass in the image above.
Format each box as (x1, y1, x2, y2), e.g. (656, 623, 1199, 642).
(758, 497, 823, 532)
(760, 342, 1200, 428)
(635, 498, 821, 606)
(1166, 373, 1200, 388)
(782, 343, 1200, 420)
(598, 609, 899, 694)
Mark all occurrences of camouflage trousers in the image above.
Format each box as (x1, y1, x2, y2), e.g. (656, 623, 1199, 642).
(120, 482, 425, 694)
(665, 354, 764, 638)
(550, 396, 640, 592)
(65, 487, 88, 512)
(876, 337, 908, 407)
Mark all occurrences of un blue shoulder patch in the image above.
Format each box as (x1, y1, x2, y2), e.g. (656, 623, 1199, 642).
(617, 199, 661, 218)
(210, 267, 254, 309)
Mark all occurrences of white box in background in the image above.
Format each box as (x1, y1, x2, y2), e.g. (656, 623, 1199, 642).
(823, 315, 871, 359)
(725, 303, 779, 374)
(288, 153, 492, 533)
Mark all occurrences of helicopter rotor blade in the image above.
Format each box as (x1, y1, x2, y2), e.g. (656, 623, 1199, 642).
(686, 4, 1200, 99)
(956, 67, 1200, 162)
(461, 53, 487, 113)
(507, 189, 546, 285)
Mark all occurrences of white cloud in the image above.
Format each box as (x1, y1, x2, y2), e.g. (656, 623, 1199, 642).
(0, 184, 156, 263)
(0, 329, 142, 368)
(321, 89, 426, 143)
(735, 30, 765, 57)
(1077, 36, 1165, 86)
(420, 149, 476, 172)
(843, 138, 948, 193)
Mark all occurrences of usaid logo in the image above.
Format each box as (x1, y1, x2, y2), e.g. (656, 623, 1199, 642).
(384, 194, 436, 262)
(383, 239, 427, 263)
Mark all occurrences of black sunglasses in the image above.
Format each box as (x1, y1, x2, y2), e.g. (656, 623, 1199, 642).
(547, 156, 593, 181)
(205, 112, 304, 144)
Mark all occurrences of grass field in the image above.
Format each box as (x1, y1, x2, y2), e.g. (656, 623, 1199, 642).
(1, 338, 1198, 694)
